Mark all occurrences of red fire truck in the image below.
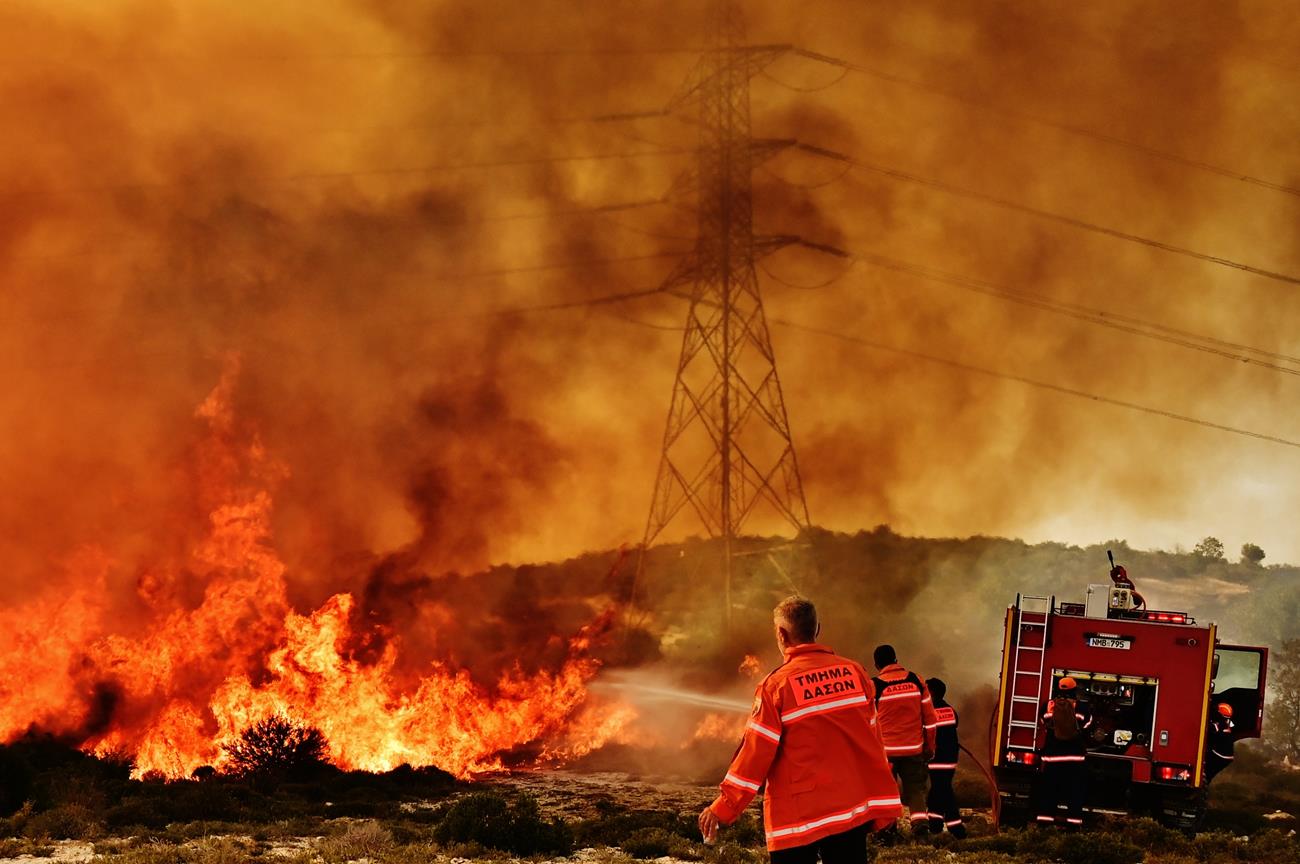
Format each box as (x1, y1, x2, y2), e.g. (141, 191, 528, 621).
(991, 566, 1269, 829)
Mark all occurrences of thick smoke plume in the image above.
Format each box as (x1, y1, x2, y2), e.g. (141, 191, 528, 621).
(0, 0, 1297, 775)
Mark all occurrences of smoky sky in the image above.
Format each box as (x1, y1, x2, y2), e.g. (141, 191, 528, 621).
(1, 0, 1298, 622)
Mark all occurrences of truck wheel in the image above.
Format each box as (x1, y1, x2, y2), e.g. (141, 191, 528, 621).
(1155, 788, 1206, 834)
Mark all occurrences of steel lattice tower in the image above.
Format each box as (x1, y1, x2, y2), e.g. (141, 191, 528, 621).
(637, 1, 810, 626)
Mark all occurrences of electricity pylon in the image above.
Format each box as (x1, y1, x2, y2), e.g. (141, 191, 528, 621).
(635, 1, 810, 630)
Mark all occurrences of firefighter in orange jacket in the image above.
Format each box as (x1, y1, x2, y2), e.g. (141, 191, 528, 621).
(699, 597, 903, 862)
(871, 644, 939, 835)
(1036, 676, 1093, 828)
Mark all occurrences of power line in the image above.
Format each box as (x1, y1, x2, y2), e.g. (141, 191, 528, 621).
(796, 142, 1300, 287)
(6, 197, 672, 266)
(0, 277, 680, 377)
(846, 251, 1300, 376)
(772, 317, 1300, 450)
(0, 47, 706, 68)
(793, 48, 1300, 200)
(759, 65, 849, 93)
(74, 146, 695, 195)
(598, 285, 1300, 450)
(3, 250, 688, 328)
(776, 248, 1300, 377)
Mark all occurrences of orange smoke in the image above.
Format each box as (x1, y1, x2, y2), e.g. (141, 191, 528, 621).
(0, 364, 627, 778)
(739, 654, 762, 679)
(687, 712, 745, 746)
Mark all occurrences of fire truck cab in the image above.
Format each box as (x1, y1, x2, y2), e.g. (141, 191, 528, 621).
(992, 583, 1268, 830)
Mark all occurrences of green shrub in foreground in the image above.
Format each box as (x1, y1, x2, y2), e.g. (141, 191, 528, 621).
(620, 827, 699, 860)
(433, 792, 572, 856)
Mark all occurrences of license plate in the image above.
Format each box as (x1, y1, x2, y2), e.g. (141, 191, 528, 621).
(1088, 636, 1132, 650)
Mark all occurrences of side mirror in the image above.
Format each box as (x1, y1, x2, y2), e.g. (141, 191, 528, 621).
(1212, 653, 1220, 679)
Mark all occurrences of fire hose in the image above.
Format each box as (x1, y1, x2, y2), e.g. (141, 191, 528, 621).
(962, 740, 1001, 833)
(979, 707, 1003, 831)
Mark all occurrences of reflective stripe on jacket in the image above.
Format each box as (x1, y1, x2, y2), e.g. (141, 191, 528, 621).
(1208, 717, 1235, 761)
(872, 663, 939, 757)
(709, 643, 904, 850)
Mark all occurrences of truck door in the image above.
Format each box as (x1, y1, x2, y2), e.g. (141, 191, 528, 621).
(1212, 644, 1268, 739)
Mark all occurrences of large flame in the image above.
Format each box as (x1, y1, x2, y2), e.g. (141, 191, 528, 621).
(0, 362, 630, 779)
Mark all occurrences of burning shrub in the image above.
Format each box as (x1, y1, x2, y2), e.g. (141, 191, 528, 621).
(433, 792, 572, 855)
(222, 716, 329, 779)
(318, 821, 394, 864)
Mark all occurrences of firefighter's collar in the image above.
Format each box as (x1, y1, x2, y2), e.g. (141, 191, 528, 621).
(783, 642, 834, 659)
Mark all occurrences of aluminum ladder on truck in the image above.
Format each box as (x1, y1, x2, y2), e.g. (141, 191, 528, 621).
(1005, 593, 1055, 754)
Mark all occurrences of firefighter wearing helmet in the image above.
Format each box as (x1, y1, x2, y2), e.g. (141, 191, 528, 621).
(1035, 676, 1093, 828)
(698, 596, 903, 862)
(1205, 702, 1236, 782)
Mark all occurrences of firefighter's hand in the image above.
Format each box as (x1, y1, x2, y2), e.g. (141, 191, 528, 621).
(923, 747, 934, 762)
(698, 806, 720, 844)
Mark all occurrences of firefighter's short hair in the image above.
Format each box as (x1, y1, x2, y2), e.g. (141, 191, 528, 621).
(774, 595, 818, 643)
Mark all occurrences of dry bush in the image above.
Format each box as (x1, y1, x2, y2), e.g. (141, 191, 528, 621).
(705, 841, 769, 864)
(99, 844, 190, 864)
(188, 837, 256, 864)
(223, 716, 329, 779)
(0, 837, 55, 858)
(21, 802, 101, 840)
(318, 820, 394, 863)
(375, 842, 441, 864)
(620, 827, 698, 860)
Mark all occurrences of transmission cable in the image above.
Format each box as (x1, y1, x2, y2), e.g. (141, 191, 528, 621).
(793, 48, 1300, 200)
(758, 160, 854, 190)
(5, 249, 689, 328)
(846, 251, 1300, 375)
(10, 198, 673, 266)
(72, 146, 695, 195)
(772, 317, 1300, 450)
(768, 244, 1300, 376)
(759, 65, 850, 93)
(757, 258, 855, 291)
(602, 284, 1300, 449)
(796, 142, 1300, 286)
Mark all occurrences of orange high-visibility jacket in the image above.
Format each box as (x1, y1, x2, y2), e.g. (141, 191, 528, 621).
(709, 643, 904, 851)
(871, 663, 938, 758)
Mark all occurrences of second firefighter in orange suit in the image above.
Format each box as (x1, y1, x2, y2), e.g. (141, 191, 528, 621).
(1036, 676, 1093, 828)
(699, 597, 903, 864)
(871, 644, 939, 834)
